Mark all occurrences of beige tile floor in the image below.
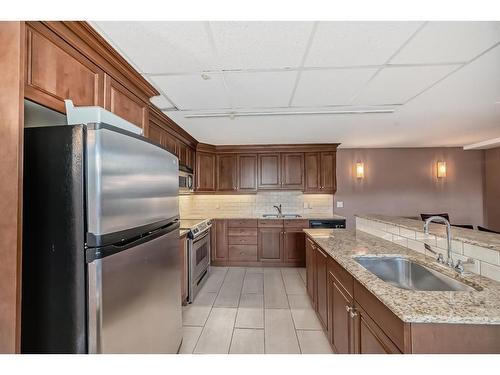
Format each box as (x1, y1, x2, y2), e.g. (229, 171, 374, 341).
(180, 266, 333, 354)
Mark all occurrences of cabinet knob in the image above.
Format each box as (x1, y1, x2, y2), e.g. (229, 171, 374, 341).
(349, 309, 358, 318)
(345, 305, 351, 312)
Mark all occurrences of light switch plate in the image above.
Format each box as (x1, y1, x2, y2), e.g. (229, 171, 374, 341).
(336, 201, 344, 208)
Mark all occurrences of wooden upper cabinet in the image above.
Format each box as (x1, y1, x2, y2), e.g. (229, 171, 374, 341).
(162, 133, 179, 157)
(104, 75, 148, 130)
(25, 25, 104, 113)
(320, 151, 336, 192)
(178, 142, 188, 166)
(258, 153, 281, 189)
(148, 122, 163, 146)
(305, 153, 321, 192)
(281, 153, 304, 190)
(238, 154, 257, 192)
(217, 154, 238, 191)
(305, 151, 337, 193)
(196, 152, 216, 192)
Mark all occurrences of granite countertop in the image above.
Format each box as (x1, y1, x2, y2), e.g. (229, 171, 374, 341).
(179, 229, 190, 238)
(357, 214, 500, 253)
(180, 214, 346, 220)
(304, 228, 500, 325)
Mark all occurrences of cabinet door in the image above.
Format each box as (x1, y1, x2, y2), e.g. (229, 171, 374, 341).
(258, 227, 283, 262)
(281, 153, 304, 190)
(238, 154, 257, 192)
(304, 152, 321, 192)
(186, 147, 195, 170)
(320, 152, 336, 192)
(212, 220, 228, 262)
(284, 230, 306, 264)
(25, 25, 104, 113)
(353, 304, 401, 354)
(148, 122, 164, 146)
(162, 133, 178, 156)
(316, 246, 328, 330)
(104, 75, 148, 130)
(217, 154, 238, 191)
(329, 273, 353, 354)
(196, 152, 216, 191)
(258, 153, 281, 189)
(178, 142, 188, 165)
(306, 237, 316, 305)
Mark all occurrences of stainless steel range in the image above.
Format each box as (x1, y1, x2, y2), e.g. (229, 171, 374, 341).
(180, 219, 212, 303)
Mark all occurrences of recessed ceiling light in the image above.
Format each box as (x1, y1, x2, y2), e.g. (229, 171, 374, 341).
(201, 73, 211, 80)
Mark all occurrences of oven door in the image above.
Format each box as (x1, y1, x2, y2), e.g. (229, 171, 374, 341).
(188, 230, 210, 302)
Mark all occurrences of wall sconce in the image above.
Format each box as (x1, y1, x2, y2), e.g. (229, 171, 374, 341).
(437, 161, 447, 178)
(356, 162, 364, 179)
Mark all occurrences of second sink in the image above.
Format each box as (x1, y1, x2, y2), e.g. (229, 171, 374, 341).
(354, 256, 477, 292)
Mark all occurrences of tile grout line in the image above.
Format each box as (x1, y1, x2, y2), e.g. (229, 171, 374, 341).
(281, 268, 303, 354)
(228, 267, 248, 353)
(192, 267, 229, 353)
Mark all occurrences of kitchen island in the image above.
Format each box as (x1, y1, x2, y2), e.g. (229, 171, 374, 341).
(304, 228, 500, 354)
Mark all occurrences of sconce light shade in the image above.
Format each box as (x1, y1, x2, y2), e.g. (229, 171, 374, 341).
(356, 162, 364, 179)
(437, 161, 447, 178)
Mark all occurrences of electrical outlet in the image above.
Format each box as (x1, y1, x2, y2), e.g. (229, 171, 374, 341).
(336, 201, 344, 208)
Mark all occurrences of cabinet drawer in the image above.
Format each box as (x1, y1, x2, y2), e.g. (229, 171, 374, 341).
(228, 236, 258, 245)
(228, 228, 258, 236)
(258, 219, 283, 228)
(228, 245, 258, 261)
(327, 257, 354, 297)
(284, 219, 309, 228)
(227, 219, 257, 228)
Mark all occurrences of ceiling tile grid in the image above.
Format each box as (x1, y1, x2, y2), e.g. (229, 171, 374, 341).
(92, 21, 500, 147)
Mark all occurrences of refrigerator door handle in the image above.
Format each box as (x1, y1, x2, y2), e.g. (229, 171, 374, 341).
(86, 219, 180, 263)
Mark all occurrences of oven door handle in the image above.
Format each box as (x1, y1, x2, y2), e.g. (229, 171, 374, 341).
(193, 230, 210, 243)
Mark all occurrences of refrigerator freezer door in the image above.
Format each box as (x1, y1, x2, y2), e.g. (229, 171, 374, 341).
(86, 124, 179, 245)
(87, 223, 182, 353)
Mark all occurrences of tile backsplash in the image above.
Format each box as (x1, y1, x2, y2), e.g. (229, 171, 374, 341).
(356, 217, 500, 282)
(180, 192, 333, 218)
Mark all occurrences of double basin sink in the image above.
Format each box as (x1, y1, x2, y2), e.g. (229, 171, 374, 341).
(354, 256, 478, 292)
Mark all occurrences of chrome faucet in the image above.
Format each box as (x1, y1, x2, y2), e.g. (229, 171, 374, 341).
(273, 204, 282, 217)
(424, 216, 454, 268)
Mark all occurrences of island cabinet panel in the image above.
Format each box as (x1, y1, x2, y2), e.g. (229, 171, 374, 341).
(353, 304, 402, 354)
(25, 25, 104, 112)
(258, 153, 281, 189)
(316, 246, 329, 330)
(283, 229, 306, 264)
(238, 154, 258, 192)
(328, 271, 354, 354)
(258, 227, 283, 263)
(196, 152, 216, 192)
(281, 153, 304, 189)
(217, 154, 238, 191)
(306, 237, 317, 305)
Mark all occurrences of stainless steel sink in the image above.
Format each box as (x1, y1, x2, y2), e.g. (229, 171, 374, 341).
(354, 256, 476, 292)
(262, 214, 302, 219)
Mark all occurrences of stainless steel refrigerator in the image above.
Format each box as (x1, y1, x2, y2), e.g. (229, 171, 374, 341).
(22, 123, 182, 354)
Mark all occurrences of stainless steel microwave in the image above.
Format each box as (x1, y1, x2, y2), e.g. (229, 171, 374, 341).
(179, 167, 194, 194)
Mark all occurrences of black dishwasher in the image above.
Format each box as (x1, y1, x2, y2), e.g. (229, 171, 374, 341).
(309, 218, 346, 229)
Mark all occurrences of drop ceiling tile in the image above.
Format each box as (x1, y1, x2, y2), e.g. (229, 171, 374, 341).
(392, 21, 500, 64)
(292, 68, 378, 107)
(224, 71, 298, 108)
(305, 21, 422, 67)
(210, 21, 314, 69)
(150, 74, 230, 110)
(93, 21, 217, 74)
(149, 95, 175, 109)
(353, 65, 458, 105)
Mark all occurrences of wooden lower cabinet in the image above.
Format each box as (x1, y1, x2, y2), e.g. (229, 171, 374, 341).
(258, 227, 283, 263)
(353, 304, 401, 354)
(328, 272, 354, 354)
(212, 219, 228, 262)
(306, 237, 316, 305)
(316, 246, 328, 330)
